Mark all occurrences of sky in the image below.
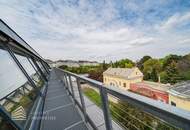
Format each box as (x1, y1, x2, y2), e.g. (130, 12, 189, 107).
(0, 0, 190, 62)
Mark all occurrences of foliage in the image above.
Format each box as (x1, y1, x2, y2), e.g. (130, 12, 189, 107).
(59, 53, 190, 84)
(137, 55, 152, 71)
(88, 69, 104, 82)
(59, 65, 100, 74)
(164, 61, 185, 84)
(159, 71, 168, 83)
(82, 87, 102, 107)
(162, 54, 182, 69)
(143, 59, 162, 81)
(151, 68, 158, 82)
(112, 59, 135, 68)
(143, 59, 162, 73)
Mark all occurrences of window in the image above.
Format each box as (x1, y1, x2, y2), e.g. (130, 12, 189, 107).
(0, 48, 38, 128)
(0, 49, 27, 98)
(37, 61, 47, 76)
(171, 101, 176, 106)
(15, 54, 44, 88)
(0, 114, 17, 130)
(104, 78, 106, 82)
(119, 81, 121, 86)
(28, 58, 42, 77)
(123, 83, 126, 87)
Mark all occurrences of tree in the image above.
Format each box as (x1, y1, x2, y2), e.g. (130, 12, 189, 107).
(151, 68, 158, 82)
(112, 59, 135, 68)
(102, 60, 108, 70)
(165, 61, 184, 84)
(159, 71, 168, 83)
(162, 54, 181, 69)
(137, 56, 152, 71)
(143, 59, 162, 81)
(59, 65, 68, 69)
(88, 69, 104, 82)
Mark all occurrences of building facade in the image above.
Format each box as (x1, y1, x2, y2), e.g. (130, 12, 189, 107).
(130, 81, 171, 103)
(103, 67, 143, 90)
(168, 82, 190, 111)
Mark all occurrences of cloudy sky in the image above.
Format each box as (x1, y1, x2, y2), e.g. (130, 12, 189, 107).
(0, 0, 190, 62)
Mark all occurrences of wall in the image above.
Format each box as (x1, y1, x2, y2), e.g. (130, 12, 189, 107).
(130, 83, 169, 103)
(103, 74, 143, 90)
(169, 94, 190, 111)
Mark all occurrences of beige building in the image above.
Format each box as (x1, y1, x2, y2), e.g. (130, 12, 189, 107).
(168, 82, 190, 111)
(103, 67, 143, 90)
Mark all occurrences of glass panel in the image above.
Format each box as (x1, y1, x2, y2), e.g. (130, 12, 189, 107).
(15, 54, 44, 88)
(0, 84, 38, 128)
(37, 61, 47, 76)
(0, 113, 17, 130)
(36, 61, 46, 75)
(28, 58, 41, 77)
(0, 49, 27, 99)
(0, 49, 38, 128)
(41, 62, 49, 71)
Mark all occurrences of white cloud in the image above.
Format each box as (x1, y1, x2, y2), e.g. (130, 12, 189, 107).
(157, 12, 190, 31)
(0, 0, 190, 62)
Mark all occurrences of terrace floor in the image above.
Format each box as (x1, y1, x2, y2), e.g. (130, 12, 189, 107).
(40, 70, 88, 130)
(40, 69, 122, 130)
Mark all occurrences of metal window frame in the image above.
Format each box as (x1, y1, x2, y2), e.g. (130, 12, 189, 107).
(31, 58, 48, 82)
(27, 57, 44, 80)
(5, 44, 41, 93)
(40, 61, 50, 74)
(0, 105, 23, 130)
(0, 43, 45, 130)
(0, 20, 49, 130)
(36, 60, 48, 76)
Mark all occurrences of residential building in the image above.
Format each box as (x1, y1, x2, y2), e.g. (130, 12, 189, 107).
(168, 81, 190, 111)
(103, 67, 143, 90)
(130, 81, 171, 103)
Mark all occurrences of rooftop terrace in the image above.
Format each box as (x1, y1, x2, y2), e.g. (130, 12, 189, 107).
(0, 19, 190, 130)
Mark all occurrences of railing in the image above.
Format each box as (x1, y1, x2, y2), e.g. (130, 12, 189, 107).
(54, 68, 190, 130)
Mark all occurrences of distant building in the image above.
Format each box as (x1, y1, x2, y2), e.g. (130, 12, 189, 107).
(130, 81, 171, 103)
(52, 60, 99, 68)
(52, 60, 80, 67)
(168, 81, 190, 111)
(103, 67, 143, 90)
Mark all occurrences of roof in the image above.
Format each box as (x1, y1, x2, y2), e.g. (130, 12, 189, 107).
(0, 19, 44, 60)
(103, 67, 143, 79)
(131, 81, 171, 92)
(169, 81, 190, 99)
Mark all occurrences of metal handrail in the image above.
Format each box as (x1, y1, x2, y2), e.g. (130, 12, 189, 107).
(55, 68, 190, 130)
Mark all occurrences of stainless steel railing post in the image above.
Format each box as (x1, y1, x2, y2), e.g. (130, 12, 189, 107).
(76, 78, 88, 122)
(63, 73, 69, 90)
(68, 75, 76, 100)
(100, 87, 113, 130)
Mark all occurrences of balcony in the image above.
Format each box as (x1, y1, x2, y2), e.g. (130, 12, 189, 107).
(0, 19, 190, 130)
